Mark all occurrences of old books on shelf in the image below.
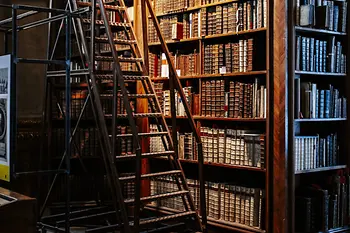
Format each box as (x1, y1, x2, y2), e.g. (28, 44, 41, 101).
(295, 80, 347, 119)
(296, 0, 347, 33)
(201, 126, 265, 168)
(201, 78, 267, 119)
(294, 133, 339, 172)
(150, 178, 265, 230)
(295, 170, 350, 232)
(295, 36, 347, 73)
(204, 39, 254, 74)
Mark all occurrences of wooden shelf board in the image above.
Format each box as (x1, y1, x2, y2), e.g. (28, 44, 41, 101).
(295, 118, 347, 122)
(152, 157, 266, 172)
(295, 70, 347, 76)
(295, 26, 347, 36)
(295, 165, 347, 174)
(204, 27, 267, 39)
(195, 116, 266, 121)
(145, 205, 265, 233)
(151, 71, 267, 80)
(149, 37, 200, 46)
(148, 28, 266, 46)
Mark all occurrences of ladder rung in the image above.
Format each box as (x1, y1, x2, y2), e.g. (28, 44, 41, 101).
(77, 1, 126, 11)
(112, 113, 162, 118)
(95, 56, 142, 63)
(137, 211, 197, 226)
(123, 75, 149, 81)
(82, 19, 131, 28)
(115, 151, 175, 161)
(115, 132, 168, 138)
(100, 94, 155, 98)
(124, 190, 188, 204)
(119, 170, 182, 182)
(92, 37, 136, 45)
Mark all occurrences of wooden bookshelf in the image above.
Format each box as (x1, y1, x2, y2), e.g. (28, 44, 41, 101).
(289, 0, 350, 232)
(144, 0, 270, 231)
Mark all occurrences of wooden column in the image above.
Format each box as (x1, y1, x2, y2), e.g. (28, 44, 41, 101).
(133, 0, 150, 197)
(272, 0, 289, 232)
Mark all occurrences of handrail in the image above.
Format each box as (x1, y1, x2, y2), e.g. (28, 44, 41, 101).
(97, 0, 142, 231)
(143, 0, 207, 231)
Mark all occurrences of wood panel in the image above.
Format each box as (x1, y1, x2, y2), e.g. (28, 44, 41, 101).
(272, 0, 288, 232)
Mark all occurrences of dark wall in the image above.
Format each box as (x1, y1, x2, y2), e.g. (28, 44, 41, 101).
(1, 0, 48, 119)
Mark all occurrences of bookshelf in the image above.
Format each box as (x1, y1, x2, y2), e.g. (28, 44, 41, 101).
(142, 0, 270, 232)
(290, 0, 350, 232)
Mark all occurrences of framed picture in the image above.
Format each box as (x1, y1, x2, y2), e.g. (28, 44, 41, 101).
(0, 55, 11, 182)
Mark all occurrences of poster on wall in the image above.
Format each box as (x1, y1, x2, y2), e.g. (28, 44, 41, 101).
(0, 55, 10, 182)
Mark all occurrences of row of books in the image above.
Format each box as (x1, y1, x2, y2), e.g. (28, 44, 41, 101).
(149, 178, 264, 229)
(152, 83, 200, 116)
(149, 12, 200, 42)
(153, 0, 201, 15)
(149, 52, 200, 78)
(296, 0, 347, 32)
(295, 81, 347, 119)
(296, 36, 347, 73)
(296, 171, 350, 232)
(203, 39, 254, 74)
(201, 0, 267, 36)
(149, 124, 265, 168)
(294, 133, 338, 172)
(201, 79, 267, 119)
(201, 127, 265, 167)
(52, 128, 100, 159)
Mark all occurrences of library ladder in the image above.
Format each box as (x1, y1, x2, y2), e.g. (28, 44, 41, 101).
(67, 0, 205, 232)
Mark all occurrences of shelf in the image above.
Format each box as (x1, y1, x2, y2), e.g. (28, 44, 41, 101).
(47, 69, 89, 78)
(145, 205, 265, 233)
(295, 70, 347, 76)
(148, 28, 266, 46)
(295, 165, 347, 174)
(195, 116, 266, 122)
(295, 26, 347, 36)
(148, 37, 200, 46)
(152, 157, 266, 172)
(204, 27, 267, 40)
(295, 118, 347, 122)
(319, 226, 350, 233)
(154, 0, 247, 18)
(150, 71, 267, 81)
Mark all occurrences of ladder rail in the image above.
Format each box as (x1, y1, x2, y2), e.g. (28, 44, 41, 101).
(143, 0, 207, 231)
(96, 0, 143, 231)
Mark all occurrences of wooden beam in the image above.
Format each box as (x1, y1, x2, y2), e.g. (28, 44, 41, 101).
(272, 0, 288, 232)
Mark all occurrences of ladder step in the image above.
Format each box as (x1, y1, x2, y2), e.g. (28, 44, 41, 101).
(119, 170, 182, 182)
(124, 190, 188, 204)
(123, 75, 149, 81)
(115, 151, 175, 161)
(77, 1, 126, 11)
(82, 19, 131, 28)
(105, 113, 162, 118)
(137, 211, 197, 226)
(95, 56, 143, 63)
(115, 132, 168, 138)
(92, 37, 136, 45)
(100, 94, 155, 98)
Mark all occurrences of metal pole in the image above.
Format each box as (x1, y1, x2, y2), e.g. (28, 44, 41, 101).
(12, 6, 18, 178)
(64, 12, 72, 233)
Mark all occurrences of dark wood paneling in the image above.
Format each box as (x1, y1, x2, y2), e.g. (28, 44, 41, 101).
(272, 0, 288, 232)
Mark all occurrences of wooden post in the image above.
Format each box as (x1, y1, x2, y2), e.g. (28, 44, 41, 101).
(133, 0, 150, 198)
(272, 0, 288, 232)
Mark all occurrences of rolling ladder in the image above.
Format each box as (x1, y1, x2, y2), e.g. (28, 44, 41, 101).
(41, 0, 207, 232)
